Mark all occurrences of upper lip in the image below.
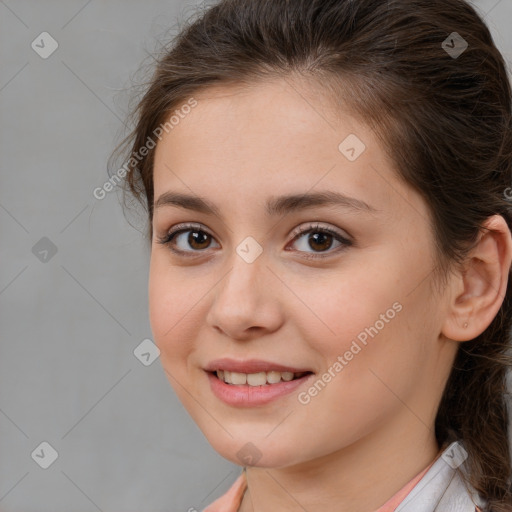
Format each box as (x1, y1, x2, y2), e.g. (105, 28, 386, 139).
(204, 358, 314, 374)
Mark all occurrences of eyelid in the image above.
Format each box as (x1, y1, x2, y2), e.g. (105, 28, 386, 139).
(288, 222, 351, 243)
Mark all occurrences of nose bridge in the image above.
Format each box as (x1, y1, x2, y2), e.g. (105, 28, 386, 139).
(219, 235, 267, 301)
(205, 233, 280, 336)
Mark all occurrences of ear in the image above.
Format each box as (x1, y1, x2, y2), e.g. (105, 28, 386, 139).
(441, 215, 512, 342)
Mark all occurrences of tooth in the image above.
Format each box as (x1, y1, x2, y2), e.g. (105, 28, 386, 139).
(217, 369, 304, 385)
(230, 372, 247, 385)
(247, 372, 267, 386)
(266, 371, 282, 384)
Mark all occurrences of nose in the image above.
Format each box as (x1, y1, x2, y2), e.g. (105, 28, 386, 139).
(205, 247, 284, 341)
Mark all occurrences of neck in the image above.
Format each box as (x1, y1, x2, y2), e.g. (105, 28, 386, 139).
(238, 419, 440, 512)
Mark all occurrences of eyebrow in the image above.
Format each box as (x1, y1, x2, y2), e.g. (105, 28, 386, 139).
(153, 190, 379, 217)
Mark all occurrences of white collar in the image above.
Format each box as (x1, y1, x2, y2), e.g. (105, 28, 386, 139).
(396, 441, 486, 512)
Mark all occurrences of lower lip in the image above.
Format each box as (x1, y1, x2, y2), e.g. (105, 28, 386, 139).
(206, 371, 314, 407)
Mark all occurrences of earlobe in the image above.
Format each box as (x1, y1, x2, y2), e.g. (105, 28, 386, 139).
(441, 215, 512, 343)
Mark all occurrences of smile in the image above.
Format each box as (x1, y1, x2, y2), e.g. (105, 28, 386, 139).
(206, 370, 314, 407)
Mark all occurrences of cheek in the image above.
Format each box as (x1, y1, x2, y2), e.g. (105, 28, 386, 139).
(309, 279, 433, 411)
(148, 257, 207, 410)
(295, 256, 429, 402)
(148, 261, 172, 343)
(291, 297, 424, 457)
(148, 256, 197, 360)
(293, 265, 403, 357)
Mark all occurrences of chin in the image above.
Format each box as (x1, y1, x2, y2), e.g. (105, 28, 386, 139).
(205, 432, 304, 468)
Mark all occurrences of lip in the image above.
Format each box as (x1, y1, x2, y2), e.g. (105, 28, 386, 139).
(206, 370, 314, 407)
(204, 358, 313, 374)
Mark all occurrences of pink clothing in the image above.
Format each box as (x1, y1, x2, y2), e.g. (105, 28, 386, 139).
(202, 469, 247, 512)
(374, 459, 434, 512)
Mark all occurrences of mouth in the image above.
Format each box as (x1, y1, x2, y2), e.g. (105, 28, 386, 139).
(207, 369, 313, 386)
(203, 358, 316, 406)
(205, 368, 315, 407)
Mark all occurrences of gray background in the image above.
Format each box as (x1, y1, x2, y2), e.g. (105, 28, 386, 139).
(1, 1, 511, 511)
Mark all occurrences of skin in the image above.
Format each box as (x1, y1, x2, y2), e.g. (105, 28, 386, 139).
(148, 76, 512, 512)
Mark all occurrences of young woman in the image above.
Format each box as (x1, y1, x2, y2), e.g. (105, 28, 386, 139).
(111, 0, 512, 510)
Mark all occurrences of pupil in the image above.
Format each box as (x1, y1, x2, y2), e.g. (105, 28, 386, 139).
(189, 231, 210, 249)
(309, 232, 332, 251)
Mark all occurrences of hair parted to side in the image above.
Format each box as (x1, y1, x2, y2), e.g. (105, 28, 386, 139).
(109, 0, 512, 509)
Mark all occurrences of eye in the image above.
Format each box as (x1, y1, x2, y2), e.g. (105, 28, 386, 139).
(287, 222, 352, 259)
(156, 221, 352, 259)
(156, 223, 219, 257)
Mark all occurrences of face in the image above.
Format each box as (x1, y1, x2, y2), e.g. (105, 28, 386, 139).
(149, 77, 457, 469)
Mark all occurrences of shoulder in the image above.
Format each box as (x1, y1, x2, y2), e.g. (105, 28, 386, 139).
(201, 469, 247, 512)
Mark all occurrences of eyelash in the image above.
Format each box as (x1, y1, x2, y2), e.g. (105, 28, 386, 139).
(156, 222, 352, 260)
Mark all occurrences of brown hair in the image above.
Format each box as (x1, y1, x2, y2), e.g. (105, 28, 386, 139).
(110, 0, 512, 509)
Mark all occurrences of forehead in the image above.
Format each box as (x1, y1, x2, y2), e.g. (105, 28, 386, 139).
(151, 78, 426, 224)
(154, 78, 364, 163)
